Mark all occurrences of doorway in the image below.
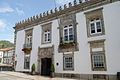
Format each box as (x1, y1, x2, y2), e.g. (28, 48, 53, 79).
(41, 58, 52, 76)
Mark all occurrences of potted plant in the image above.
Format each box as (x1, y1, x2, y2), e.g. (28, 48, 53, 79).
(31, 63, 36, 75)
(51, 64, 55, 78)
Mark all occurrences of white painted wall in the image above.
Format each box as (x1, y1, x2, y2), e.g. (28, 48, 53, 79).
(15, 1, 120, 75)
(103, 1, 120, 74)
(15, 30, 25, 71)
(54, 1, 120, 75)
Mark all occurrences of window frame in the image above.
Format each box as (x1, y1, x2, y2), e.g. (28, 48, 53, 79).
(89, 19, 102, 35)
(43, 30, 51, 43)
(24, 55, 30, 69)
(25, 29, 33, 45)
(92, 52, 105, 69)
(63, 24, 74, 43)
(63, 54, 74, 70)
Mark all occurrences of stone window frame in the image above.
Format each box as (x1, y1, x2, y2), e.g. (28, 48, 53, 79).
(41, 22, 52, 44)
(89, 18, 102, 35)
(63, 53, 74, 71)
(59, 13, 77, 44)
(25, 28, 33, 45)
(85, 8, 105, 37)
(44, 30, 51, 43)
(89, 39, 107, 71)
(93, 74, 107, 80)
(24, 54, 30, 69)
(63, 24, 74, 43)
(92, 52, 106, 70)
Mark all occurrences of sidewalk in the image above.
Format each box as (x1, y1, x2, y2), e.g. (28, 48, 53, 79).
(0, 71, 78, 80)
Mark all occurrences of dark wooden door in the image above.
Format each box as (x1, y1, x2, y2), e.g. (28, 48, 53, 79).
(41, 58, 51, 76)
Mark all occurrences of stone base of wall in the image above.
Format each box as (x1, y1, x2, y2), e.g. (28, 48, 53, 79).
(55, 73, 117, 80)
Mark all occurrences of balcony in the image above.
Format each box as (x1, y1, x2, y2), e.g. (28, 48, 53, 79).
(23, 43, 32, 49)
(22, 43, 32, 54)
(58, 42, 79, 52)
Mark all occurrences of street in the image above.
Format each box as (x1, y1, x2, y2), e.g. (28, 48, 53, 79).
(0, 72, 33, 80)
(0, 71, 77, 80)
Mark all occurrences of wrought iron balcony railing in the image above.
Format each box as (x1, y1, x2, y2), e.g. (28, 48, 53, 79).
(23, 43, 32, 49)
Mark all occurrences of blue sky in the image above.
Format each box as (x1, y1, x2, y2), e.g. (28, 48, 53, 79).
(0, 0, 74, 43)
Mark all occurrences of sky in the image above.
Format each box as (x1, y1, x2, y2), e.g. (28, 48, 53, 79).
(0, 0, 75, 43)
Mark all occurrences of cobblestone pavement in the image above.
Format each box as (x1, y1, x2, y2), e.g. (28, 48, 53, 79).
(0, 71, 78, 80)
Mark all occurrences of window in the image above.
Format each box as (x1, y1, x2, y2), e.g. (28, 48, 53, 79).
(44, 30, 51, 43)
(63, 25, 74, 42)
(42, 23, 52, 44)
(90, 18, 102, 35)
(24, 29, 33, 49)
(85, 8, 105, 37)
(24, 55, 30, 69)
(25, 29, 33, 45)
(92, 53, 105, 68)
(63, 54, 74, 70)
(26, 35, 32, 44)
(89, 40, 107, 71)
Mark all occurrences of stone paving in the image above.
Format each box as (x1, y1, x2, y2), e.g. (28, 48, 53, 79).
(0, 71, 78, 80)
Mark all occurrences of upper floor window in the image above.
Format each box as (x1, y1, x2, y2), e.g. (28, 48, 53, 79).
(25, 29, 33, 44)
(42, 23, 52, 44)
(26, 35, 32, 44)
(85, 8, 105, 37)
(63, 25, 74, 42)
(90, 18, 102, 35)
(44, 30, 51, 43)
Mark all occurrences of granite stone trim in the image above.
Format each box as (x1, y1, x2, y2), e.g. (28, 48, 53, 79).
(54, 73, 117, 80)
(41, 22, 52, 44)
(37, 46, 54, 74)
(89, 40, 107, 71)
(85, 8, 105, 37)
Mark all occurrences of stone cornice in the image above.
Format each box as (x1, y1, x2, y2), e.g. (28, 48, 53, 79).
(14, 0, 118, 31)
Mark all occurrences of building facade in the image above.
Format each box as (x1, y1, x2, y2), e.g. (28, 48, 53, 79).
(14, 0, 120, 80)
(0, 47, 14, 71)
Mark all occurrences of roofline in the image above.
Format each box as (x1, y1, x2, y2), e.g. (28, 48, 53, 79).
(14, 0, 119, 31)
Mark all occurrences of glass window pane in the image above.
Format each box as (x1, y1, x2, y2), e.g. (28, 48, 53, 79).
(64, 29, 68, 36)
(64, 36, 68, 41)
(90, 23, 95, 34)
(96, 21, 102, 32)
(48, 33, 51, 41)
(69, 28, 73, 35)
(69, 35, 73, 41)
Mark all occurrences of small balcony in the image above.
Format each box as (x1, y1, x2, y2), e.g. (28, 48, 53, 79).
(22, 43, 32, 54)
(23, 43, 32, 49)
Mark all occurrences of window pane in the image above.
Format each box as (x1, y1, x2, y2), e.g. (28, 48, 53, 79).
(44, 34, 47, 41)
(96, 21, 102, 32)
(64, 29, 68, 36)
(69, 35, 73, 41)
(69, 28, 73, 35)
(64, 36, 68, 41)
(90, 23, 95, 34)
(64, 29, 68, 41)
(48, 33, 51, 41)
